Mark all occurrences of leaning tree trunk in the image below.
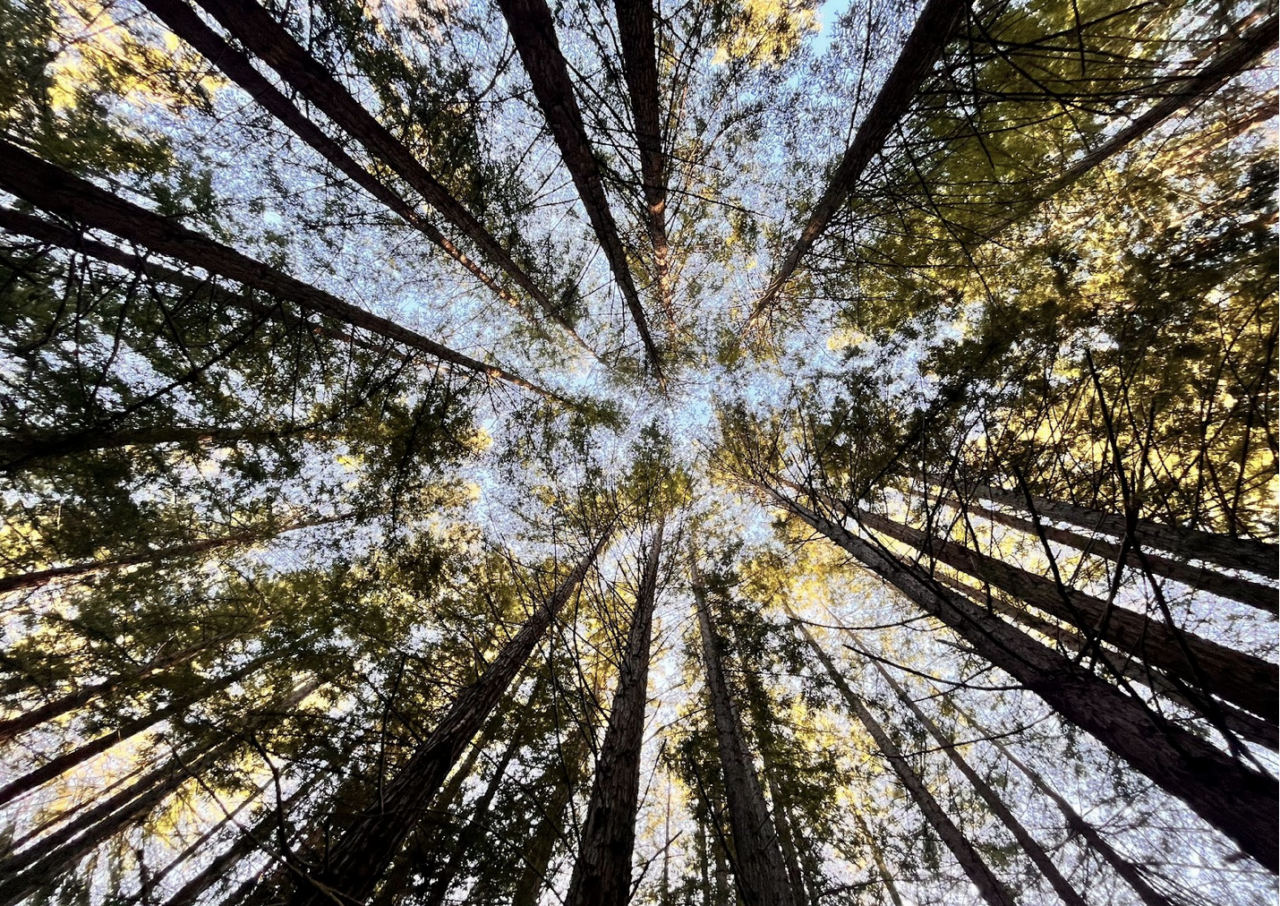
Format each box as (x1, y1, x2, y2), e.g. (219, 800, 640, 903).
(566, 517, 664, 906)
(852, 812, 907, 906)
(786, 614, 1018, 906)
(875, 663, 1089, 906)
(691, 556, 802, 906)
(747, 0, 965, 325)
(960, 481, 1278, 579)
(496, 0, 663, 376)
(762, 484, 1278, 872)
(287, 531, 611, 906)
(852, 505, 1277, 720)
(0, 141, 557, 400)
(952, 702, 1182, 906)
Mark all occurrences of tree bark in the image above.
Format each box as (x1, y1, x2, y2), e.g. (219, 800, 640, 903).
(853, 505, 1277, 719)
(763, 484, 1278, 872)
(964, 481, 1278, 579)
(875, 663, 1089, 906)
(747, 0, 966, 326)
(566, 517, 664, 906)
(691, 555, 802, 906)
(0, 141, 559, 400)
(787, 614, 1017, 906)
(497, 0, 663, 376)
(287, 532, 611, 906)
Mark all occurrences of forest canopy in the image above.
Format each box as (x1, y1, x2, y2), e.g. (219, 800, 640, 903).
(0, 0, 1276, 904)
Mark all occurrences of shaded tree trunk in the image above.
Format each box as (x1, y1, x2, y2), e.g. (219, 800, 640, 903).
(875, 663, 1089, 906)
(747, 0, 966, 324)
(787, 614, 1017, 906)
(287, 532, 611, 906)
(497, 0, 663, 376)
(509, 730, 594, 906)
(691, 555, 802, 906)
(852, 812, 906, 906)
(0, 141, 557, 400)
(762, 484, 1278, 872)
(566, 517, 664, 906)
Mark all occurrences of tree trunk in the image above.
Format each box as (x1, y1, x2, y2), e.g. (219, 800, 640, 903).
(747, 0, 966, 326)
(952, 703, 1182, 906)
(137, 0, 594, 354)
(0, 648, 280, 808)
(0, 512, 352, 596)
(876, 663, 1089, 906)
(937, 571, 1278, 751)
(787, 616, 1018, 906)
(0, 626, 246, 744)
(566, 517, 664, 906)
(0, 141, 558, 401)
(287, 532, 611, 906)
(854, 506, 1277, 720)
(764, 485, 1278, 872)
(964, 481, 1278, 580)
(959, 498, 1276, 615)
(852, 812, 906, 906)
(496, 0, 663, 377)
(612, 0, 674, 326)
(691, 555, 801, 906)
(509, 730, 594, 906)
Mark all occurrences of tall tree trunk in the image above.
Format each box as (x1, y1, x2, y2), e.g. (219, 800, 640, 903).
(762, 483, 1278, 871)
(496, 0, 663, 376)
(937, 571, 1278, 751)
(852, 505, 1277, 719)
(747, 0, 966, 326)
(509, 730, 594, 906)
(952, 703, 1183, 906)
(566, 517, 664, 906)
(0, 649, 280, 808)
(875, 663, 1089, 906)
(955, 497, 1276, 615)
(962, 481, 1278, 579)
(0, 626, 247, 744)
(136, 0, 594, 354)
(851, 812, 906, 906)
(691, 555, 802, 906)
(786, 615, 1018, 906)
(0, 141, 559, 401)
(287, 532, 611, 906)
(0, 512, 353, 596)
(612, 0, 675, 326)
(184, 0, 578, 343)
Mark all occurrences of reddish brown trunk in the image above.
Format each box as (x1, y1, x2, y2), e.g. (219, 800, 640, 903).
(764, 485, 1277, 871)
(497, 0, 663, 376)
(691, 557, 801, 906)
(0, 141, 557, 400)
(566, 518, 664, 906)
(287, 533, 610, 906)
(876, 664, 1088, 906)
(748, 0, 965, 325)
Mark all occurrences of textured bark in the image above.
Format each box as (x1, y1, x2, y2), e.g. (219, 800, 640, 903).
(876, 664, 1089, 906)
(613, 0, 674, 325)
(0, 649, 279, 808)
(788, 616, 1017, 906)
(747, 0, 966, 325)
(0, 141, 558, 399)
(566, 518, 664, 906)
(497, 0, 663, 376)
(764, 485, 1278, 871)
(965, 482, 1278, 579)
(954, 704, 1182, 906)
(0, 512, 351, 595)
(691, 558, 802, 906)
(287, 533, 610, 906)
(137, 0, 593, 352)
(0, 627, 245, 745)
(186, 0, 581, 340)
(854, 506, 1277, 719)
(937, 572, 1279, 751)
(961, 499, 1277, 615)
